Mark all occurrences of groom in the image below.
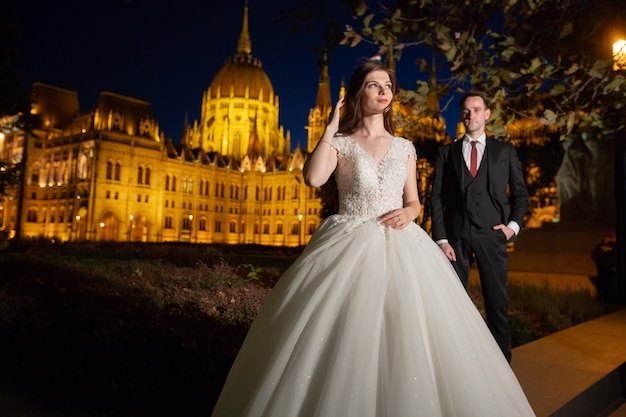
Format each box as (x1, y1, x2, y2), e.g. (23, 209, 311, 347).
(430, 90, 529, 362)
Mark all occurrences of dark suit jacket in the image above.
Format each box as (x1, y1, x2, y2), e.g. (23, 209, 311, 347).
(430, 137, 529, 244)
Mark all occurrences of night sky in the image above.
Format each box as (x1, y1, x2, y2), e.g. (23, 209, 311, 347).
(14, 0, 459, 148)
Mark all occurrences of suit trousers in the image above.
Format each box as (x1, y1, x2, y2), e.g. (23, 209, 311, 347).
(450, 220, 512, 362)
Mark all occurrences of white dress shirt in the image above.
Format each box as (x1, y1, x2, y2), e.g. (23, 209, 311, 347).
(463, 134, 486, 172)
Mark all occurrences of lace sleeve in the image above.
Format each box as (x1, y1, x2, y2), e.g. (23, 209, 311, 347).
(332, 134, 349, 154)
(399, 137, 417, 160)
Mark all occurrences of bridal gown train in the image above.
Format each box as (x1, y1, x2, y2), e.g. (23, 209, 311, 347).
(210, 135, 536, 417)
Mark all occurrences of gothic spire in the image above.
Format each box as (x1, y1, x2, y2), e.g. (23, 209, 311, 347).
(315, 51, 332, 110)
(237, 1, 252, 56)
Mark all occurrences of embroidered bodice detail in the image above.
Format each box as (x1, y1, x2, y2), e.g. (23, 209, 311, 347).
(331, 135, 416, 220)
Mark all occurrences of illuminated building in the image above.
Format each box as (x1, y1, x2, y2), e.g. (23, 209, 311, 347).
(0, 5, 448, 246)
(0, 5, 322, 246)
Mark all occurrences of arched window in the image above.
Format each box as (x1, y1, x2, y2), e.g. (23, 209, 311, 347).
(106, 161, 113, 179)
(27, 209, 37, 222)
(114, 163, 121, 181)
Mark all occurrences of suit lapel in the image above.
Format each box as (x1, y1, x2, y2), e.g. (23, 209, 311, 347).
(486, 137, 500, 197)
(451, 139, 464, 188)
(486, 137, 502, 175)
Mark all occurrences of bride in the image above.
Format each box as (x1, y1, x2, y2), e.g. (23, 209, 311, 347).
(210, 58, 536, 417)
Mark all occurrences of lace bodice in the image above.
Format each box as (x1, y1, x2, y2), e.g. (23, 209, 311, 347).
(332, 135, 416, 219)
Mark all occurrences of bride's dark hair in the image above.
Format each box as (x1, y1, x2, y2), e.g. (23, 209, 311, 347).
(321, 59, 396, 215)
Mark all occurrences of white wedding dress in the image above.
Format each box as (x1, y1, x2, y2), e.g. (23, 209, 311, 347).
(210, 135, 536, 417)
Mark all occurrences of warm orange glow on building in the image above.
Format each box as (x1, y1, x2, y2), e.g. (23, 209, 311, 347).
(0, 4, 450, 247)
(0, 5, 324, 247)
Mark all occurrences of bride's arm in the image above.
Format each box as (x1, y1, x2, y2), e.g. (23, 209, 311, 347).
(303, 98, 344, 188)
(402, 155, 421, 221)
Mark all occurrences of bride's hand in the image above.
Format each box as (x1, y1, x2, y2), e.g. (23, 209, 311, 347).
(327, 97, 345, 131)
(381, 208, 410, 230)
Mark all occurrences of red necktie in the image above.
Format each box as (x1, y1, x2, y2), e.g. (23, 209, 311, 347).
(469, 141, 478, 177)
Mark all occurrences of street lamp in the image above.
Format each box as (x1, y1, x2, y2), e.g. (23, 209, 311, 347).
(612, 38, 626, 304)
(188, 214, 194, 243)
(128, 214, 134, 242)
(613, 40, 626, 71)
(298, 213, 303, 246)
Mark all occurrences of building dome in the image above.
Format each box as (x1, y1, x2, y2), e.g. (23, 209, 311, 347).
(207, 2, 274, 103)
(209, 53, 274, 102)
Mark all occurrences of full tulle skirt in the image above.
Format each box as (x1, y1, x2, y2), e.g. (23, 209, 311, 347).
(210, 216, 536, 417)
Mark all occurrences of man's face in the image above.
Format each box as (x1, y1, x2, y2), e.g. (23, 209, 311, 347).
(461, 96, 491, 137)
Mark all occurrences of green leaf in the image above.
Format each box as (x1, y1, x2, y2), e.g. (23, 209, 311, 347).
(528, 57, 543, 73)
(364, 13, 374, 28)
(605, 78, 625, 93)
(354, 1, 367, 17)
(559, 22, 573, 39)
(565, 63, 579, 75)
(542, 109, 558, 126)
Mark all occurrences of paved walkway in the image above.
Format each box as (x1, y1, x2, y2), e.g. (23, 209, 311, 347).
(472, 265, 626, 417)
(512, 307, 626, 417)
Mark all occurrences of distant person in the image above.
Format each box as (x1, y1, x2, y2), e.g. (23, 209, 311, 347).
(0, 230, 9, 252)
(210, 60, 535, 416)
(430, 90, 530, 363)
(590, 230, 616, 302)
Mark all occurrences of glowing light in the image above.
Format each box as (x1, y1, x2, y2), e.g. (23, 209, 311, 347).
(99, 222, 105, 228)
(76, 215, 81, 221)
(613, 39, 626, 71)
